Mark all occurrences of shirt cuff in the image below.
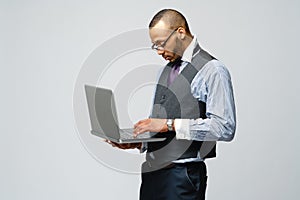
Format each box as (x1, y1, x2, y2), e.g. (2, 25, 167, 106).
(175, 119, 191, 140)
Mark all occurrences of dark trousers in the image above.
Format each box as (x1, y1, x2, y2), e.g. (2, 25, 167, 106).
(140, 161, 207, 200)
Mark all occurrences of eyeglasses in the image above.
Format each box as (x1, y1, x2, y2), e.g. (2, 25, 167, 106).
(151, 28, 179, 51)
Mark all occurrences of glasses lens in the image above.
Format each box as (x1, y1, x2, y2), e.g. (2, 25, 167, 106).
(151, 44, 161, 51)
(152, 44, 164, 51)
(151, 44, 157, 50)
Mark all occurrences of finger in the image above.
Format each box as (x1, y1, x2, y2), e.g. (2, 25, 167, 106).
(134, 120, 149, 132)
(134, 120, 143, 128)
(106, 140, 112, 144)
(133, 129, 140, 138)
(133, 126, 141, 136)
(107, 140, 119, 148)
(110, 141, 116, 146)
(134, 119, 148, 128)
(133, 125, 143, 137)
(133, 127, 146, 138)
(133, 130, 139, 138)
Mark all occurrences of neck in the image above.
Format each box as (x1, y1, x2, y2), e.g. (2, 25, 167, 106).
(180, 34, 193, 56)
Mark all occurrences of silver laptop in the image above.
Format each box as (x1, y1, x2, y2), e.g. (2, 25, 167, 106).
(84, 85, 166, 143)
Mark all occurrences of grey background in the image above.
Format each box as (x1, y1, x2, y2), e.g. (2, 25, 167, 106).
(1, 0, 299, 199)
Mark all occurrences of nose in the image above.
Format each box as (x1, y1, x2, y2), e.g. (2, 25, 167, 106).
(156, 49, 164, 55)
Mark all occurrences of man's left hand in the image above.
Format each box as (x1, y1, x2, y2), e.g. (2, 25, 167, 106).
(105, 140, 141, 150)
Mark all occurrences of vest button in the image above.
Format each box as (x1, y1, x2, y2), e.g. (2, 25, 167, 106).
(159, 95, 166, 103)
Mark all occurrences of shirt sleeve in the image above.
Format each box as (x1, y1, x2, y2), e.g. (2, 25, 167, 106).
(175, 60, 236, 141)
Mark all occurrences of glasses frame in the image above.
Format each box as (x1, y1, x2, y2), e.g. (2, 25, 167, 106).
(151, 27, 179, 51)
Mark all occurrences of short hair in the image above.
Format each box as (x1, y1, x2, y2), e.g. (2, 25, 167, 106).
(149, 9, 191, 35)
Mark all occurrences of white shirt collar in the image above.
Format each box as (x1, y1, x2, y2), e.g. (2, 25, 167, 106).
(181, 36, 197, 63)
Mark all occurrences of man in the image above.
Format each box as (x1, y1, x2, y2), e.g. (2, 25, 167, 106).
(107, 9, 236, 200)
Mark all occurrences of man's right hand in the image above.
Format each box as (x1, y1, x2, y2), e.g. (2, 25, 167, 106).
(105, 140, 142, 150)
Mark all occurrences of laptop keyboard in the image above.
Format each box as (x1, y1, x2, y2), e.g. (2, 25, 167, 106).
(120, 129, 152, 139)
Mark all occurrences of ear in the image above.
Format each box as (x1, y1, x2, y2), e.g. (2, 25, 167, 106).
(177, 27, 186, 40)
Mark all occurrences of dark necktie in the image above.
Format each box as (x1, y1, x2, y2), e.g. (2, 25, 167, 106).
(168, 59, 182, 86)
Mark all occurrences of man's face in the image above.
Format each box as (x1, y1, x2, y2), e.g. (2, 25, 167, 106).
(149, 21, 182, 62)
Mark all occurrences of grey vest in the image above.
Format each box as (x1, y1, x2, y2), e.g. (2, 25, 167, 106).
(147, 44, 216, 167)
